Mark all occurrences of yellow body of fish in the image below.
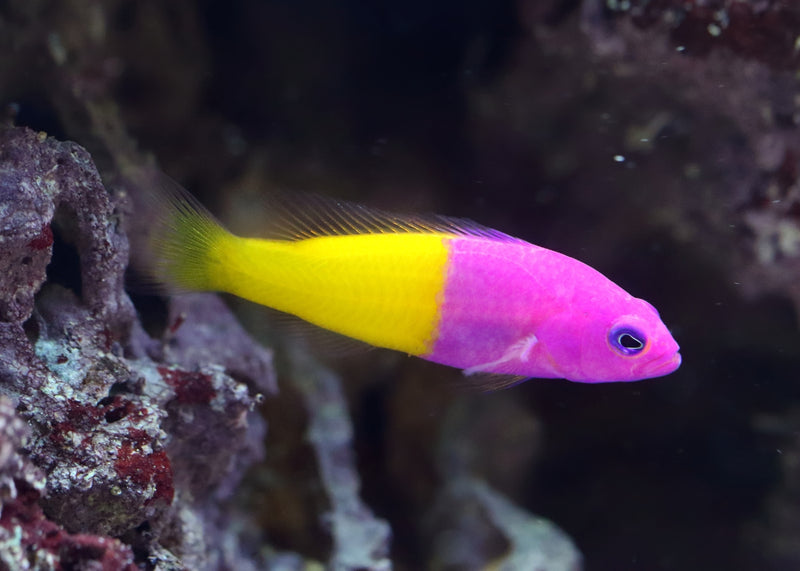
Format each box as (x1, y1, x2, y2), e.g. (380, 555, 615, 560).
(150, 201, 450, 355)
(214, 233, 449, 354)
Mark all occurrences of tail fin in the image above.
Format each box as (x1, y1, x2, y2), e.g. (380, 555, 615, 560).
(128, 170, 229, 294)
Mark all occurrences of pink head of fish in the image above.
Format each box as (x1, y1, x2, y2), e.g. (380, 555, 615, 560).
(427, 237, 681, 383)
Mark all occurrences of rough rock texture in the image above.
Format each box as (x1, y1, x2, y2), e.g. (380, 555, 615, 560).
(0, 394, 138, 571)
(0, 127, 133, 395)
(0, 126, 276, 569)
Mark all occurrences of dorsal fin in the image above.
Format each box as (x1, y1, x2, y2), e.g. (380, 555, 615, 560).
(131, 168, 526, 243)
(258, 191, 527, 243)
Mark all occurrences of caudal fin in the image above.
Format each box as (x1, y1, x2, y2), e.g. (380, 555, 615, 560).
(128, 171, 229, 294)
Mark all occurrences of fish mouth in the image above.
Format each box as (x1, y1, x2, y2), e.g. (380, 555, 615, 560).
(640, 352, 682, 378)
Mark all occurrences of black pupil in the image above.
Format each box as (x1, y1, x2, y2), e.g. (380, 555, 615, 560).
(618, 333, 643, 350)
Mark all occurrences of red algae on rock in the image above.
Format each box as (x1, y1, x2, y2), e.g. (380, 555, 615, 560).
(27, 224, 54, 251)
(114, 443, 175, 506)
(158, 365, 217, 406)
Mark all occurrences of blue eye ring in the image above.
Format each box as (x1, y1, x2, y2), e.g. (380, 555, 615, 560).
(609, 326, 647, 356)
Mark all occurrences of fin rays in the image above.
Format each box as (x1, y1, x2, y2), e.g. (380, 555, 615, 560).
(260, 192, 526, 243)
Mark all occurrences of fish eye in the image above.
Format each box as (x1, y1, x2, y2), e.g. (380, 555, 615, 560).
(609, 326, 647, 356)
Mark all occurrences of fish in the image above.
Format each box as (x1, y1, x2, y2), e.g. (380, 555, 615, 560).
(131, 176, 681, 389)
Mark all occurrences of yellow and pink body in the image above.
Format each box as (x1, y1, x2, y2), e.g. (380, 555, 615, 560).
(135, 182, 681, 388)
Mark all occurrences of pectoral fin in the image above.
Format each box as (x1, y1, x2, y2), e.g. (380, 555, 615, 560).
(463, 334, 539, 376)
